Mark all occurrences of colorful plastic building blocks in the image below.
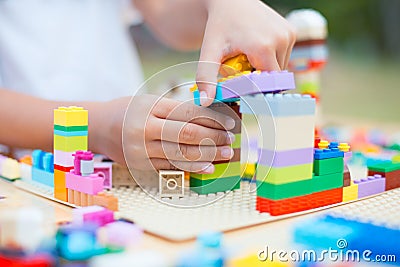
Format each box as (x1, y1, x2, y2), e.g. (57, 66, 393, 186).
(220, 54, 253, 77)
(159, 170, 184, 198)
(99, 221, 143, 247)
(31, 150, 54, 187)
(92, 192, 119, 212)
(314, 148, 344, 160)
(342, 181, 358, 202)
(0, 157, 20, 181)
(368, 161, 400, 190)
(354, 174, 386, 198)
(72, 206, 114, 227)
(313, 156, 344, 176)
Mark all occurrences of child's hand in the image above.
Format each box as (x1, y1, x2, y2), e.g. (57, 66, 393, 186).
(196, 0, 296, 106)
(91, 95, 236, 173)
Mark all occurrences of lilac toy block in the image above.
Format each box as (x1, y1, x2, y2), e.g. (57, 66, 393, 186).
(72, 206, 114, 226)
(354, 175, 386, 198)
(54, 150, 74, 167)
(258, 148, 314, 167)
(66, 171, 104, 195)
(0, 154, 6, 174)
(102, 221, 143, 247)
(217, 70, 295, 99)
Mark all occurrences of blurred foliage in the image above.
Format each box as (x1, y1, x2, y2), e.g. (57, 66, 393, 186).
(265, 0, 400, 59)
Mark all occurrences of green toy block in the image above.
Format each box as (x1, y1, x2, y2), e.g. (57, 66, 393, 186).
(312, 172, 343, 192)
(54, 125, 88, 132)
(368, 161, 400, 172)
(190, 162, 240, 180)
(256, 163, 313, 184)
(231, 134, 241, 149)
(313, 157, 344, 176)
(190, 176, 241, 194)
(256, 179, 313, 200)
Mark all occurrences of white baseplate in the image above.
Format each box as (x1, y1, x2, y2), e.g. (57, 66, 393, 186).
(14, 179, 400, 241)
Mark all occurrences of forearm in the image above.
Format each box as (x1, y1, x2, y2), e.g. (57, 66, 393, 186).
(0, 89, 109, 154)
(133, 0, 211, 50)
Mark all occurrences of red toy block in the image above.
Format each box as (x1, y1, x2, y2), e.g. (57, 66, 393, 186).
(54, 164, 73, 172)
(256, 188, 343, 216)
(0, 254, 53, 267)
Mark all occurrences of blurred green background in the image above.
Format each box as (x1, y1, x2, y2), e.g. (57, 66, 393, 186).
(130, 0, 400, 124)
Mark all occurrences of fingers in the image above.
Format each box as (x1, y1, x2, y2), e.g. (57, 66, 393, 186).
(146, 118, 235, 146)
(146, 140, 234, 162)
(150, 158, 215, 173)
(197, 31, 223, 106)
(247, 47, 281, 72)
(152, 98, 235, 130)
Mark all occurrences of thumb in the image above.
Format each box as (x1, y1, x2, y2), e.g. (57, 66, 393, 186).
(196, 38, 223, 107)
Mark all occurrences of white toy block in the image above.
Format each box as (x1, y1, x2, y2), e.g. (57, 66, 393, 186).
(257, 115, 315, 151)
(159, 170, 184, 198)
(1, 158, 20, 180)
(19, 162, 32, 181)
(286, 9, 328, 41)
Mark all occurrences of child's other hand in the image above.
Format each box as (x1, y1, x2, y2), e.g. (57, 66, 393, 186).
(92, 95, 235, 173)
(196, 0, 296, 106)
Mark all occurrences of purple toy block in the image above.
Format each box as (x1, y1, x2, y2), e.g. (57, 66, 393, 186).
(354, 174, 386, 198)
(314, 148, 344, 160)
(72, 206, 114, 226)
(102, 221, 143, 247)
(218, 70, 295, 99)
(258, 148, 314, 167)
(66, 171, 104, 195)
(54, 150, 74, 167)
(0, 154, 6, 174)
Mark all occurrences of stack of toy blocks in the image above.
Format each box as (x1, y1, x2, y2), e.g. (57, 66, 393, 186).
(54, 106, 89, 201)
(241, 93, 317, 215)
(190, 101, 242, 194)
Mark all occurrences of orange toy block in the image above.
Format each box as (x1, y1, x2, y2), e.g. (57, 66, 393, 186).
(68, 189, 75, 205)
(93, 192, 119, 211)
(54, 169, 67, 202)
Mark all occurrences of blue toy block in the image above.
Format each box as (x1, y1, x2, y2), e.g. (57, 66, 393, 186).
(193, 89, 239, 105)
(43, 153, 54, 172)
(314, 148, 344, 160)
(294, 216, 400, 265)
(56, 224, 107, 261)
(53, 130, 88, 137)
(240, 93, 315, 116)
(32, 167, 54, 187)
(32, 149, 45, 169)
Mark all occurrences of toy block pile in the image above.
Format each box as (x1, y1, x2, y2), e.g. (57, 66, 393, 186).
(190, 101, 242, 194)
(54, 106, 89, 201)
(0, 154, 20, 181)
(286, 9, 328, 99)
(0, 206, 143, 266)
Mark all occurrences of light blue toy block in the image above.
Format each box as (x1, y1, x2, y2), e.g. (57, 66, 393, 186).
(54, 129, 88, 137)
(32, 167, 54, 187)
(240, 93, 316, 116)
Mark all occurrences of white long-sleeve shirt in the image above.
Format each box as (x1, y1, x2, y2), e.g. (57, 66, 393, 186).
(0, 0, 144, 101)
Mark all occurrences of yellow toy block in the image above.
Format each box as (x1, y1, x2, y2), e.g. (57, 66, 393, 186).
(1, 158, 20, 180)
(220, 54, 253, 77)
(54, 135, 88, 152)
(393, 154, 400, 163)
(343, 182, 358, 202)
(54, 106, 88, 127)
(229, 254, 290, 267)
(338, 143, 350, 152)
(318, 140, 329, 149)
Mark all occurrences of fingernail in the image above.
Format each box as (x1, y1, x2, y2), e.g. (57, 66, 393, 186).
(226, 117, 235, 130)
(203, 164, 215, 174)
(200, 91, 209, 106)
(221, 147, 234, 159)
(226, 132, 235, 144)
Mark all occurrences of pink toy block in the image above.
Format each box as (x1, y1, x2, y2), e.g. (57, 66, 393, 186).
(0, 155, 6, 174)
(53, 150, 74, 167)
(66, 171, 104, 195)
(102, 221, 143, 247)
(73, 151, 93, 175)
(354, 174, 386, 198)
(94, 162, 113, 189)
(72, 206, 114, 226)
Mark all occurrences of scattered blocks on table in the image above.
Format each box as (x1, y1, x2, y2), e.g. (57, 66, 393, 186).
(159, 170, 184, 198)
(313, 157, 344, 176)
(0, 157, 20, 181)
(354, 175, 386, 198)
(93, 192, 119, 211)
(342, 181, 358, 202)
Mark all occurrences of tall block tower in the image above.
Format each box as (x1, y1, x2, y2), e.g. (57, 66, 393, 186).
(53, 107, 88, 201)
